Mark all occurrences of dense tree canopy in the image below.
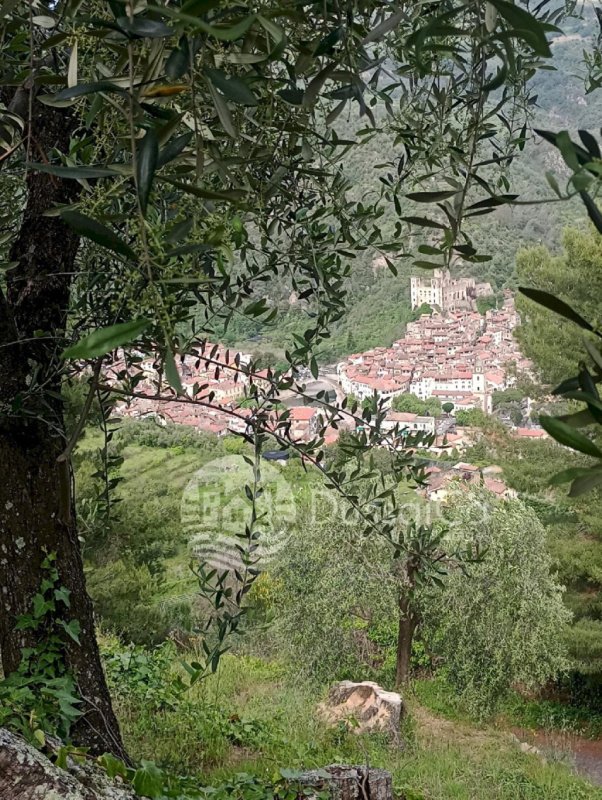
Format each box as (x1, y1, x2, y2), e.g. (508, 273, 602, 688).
(424, 491, 570, 717)
(516, 227, 602, 385)
(392, 393, 441, 416)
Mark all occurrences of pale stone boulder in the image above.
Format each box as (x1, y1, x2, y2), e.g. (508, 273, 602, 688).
(318, 681, 403, 737)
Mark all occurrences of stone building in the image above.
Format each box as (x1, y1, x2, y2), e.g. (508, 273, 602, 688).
(410, 269, 492, 311)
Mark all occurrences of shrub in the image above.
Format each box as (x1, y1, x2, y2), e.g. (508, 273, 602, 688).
(271, 503, 397, 682)
(87, 560, 192, 645)
(423, 491, 571, 717)
(101, 636, 180, 710)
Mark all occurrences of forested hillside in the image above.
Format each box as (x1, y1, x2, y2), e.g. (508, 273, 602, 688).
(222, 10, 600, 363)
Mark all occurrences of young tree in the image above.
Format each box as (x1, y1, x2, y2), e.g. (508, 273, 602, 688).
(383, 509, 484, 687)
(274, 498, 476, 688)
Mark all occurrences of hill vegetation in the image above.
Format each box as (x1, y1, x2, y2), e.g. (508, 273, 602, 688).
(222, 12, 601, 364)
(62, 417, 602, 796)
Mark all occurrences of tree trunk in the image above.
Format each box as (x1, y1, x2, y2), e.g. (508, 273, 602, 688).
(395, 594, 417, 688)
(0, 92, 126, 759)
(298, 765, 393, 800)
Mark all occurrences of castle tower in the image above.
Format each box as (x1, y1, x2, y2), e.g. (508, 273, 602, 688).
(410, 270, 444, 309)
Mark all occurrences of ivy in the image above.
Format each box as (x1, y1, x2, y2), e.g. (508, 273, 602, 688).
(0, 553, 82, 744)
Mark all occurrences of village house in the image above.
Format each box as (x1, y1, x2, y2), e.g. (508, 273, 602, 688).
(336, 293, 530, 418)
(382, 411, 436, 436)
(512, 427, 548, 440)
(421, 462, 516, 503)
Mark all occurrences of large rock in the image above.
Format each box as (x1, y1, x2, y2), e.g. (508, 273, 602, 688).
(318, 681, 403, 738)
(0, 728, 135, 800)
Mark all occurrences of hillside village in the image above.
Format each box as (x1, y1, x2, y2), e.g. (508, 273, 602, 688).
(108, 275, 551, 501)
(338, 278, 531, 414)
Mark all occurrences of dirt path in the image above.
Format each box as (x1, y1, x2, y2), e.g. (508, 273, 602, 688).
(412, 702, 602, 787)
(411, 703, 504, 748)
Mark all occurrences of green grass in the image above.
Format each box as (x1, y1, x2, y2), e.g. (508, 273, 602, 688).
(110, 651, 602, 800)
(411, 676, 471, 724)
(500, 693, 602, 740)
(85, 429, 602, 798)
(414, 674, 602, 740)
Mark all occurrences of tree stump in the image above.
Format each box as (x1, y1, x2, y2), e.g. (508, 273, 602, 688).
(298, 764, 393, 800)
(318, 681, 403, 739)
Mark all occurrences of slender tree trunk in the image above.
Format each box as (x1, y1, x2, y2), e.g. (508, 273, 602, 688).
(0, 93, 126, 759)
(395, 593, 417, 688)
(395, 556, 418, 688)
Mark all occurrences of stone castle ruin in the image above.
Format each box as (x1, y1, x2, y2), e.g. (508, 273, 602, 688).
(410, 269, 492, 311)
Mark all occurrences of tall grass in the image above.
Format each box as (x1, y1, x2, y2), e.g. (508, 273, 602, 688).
(108, 649, 602, 800)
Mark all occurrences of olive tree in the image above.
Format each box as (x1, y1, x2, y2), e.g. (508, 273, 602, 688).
(423, 489, 570, 717)
(0, 0, 563, 755)
(273, 494, 476, 687)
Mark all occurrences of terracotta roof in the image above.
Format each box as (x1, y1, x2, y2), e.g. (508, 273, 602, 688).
(289, 406, 319, 421)
(484, 477, 508, 495)
(513, 427, 547, 438)
(453, 462, 480, 472)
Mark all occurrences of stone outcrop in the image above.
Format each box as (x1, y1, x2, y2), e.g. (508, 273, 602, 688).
(0, 728, 135, 800)
(318, 681, 403, 738)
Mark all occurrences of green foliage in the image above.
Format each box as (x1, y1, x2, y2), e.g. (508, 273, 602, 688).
(516, 228, 602, 386)
(113, 419, 224, 454)
(102, 637, 181, 711)
(102, 736, 327, 800)
(492, 388, 524, 409)
(87, 559, 186, 645)
(106, 645, 602, 800)
(412, 676, 470, 724)
(391, 394, 442, 416)
(508, 124, 602, 495)
(4, 4, 602, 795)
(62, 377, 105, 438)
(462, 427, 602, 690)
(63, 318, 151, 360)
(502, 691, 602, 740)
(424, 492, 571, 718)
(454, 408, 494, 429)
(272, 504, 397, 682)
(476, 295, 500, 315)
(0, 554, 81, 743)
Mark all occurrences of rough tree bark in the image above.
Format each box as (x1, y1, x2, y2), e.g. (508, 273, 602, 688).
(299, 765, 393, 800)
(0, 87, 126, 759)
